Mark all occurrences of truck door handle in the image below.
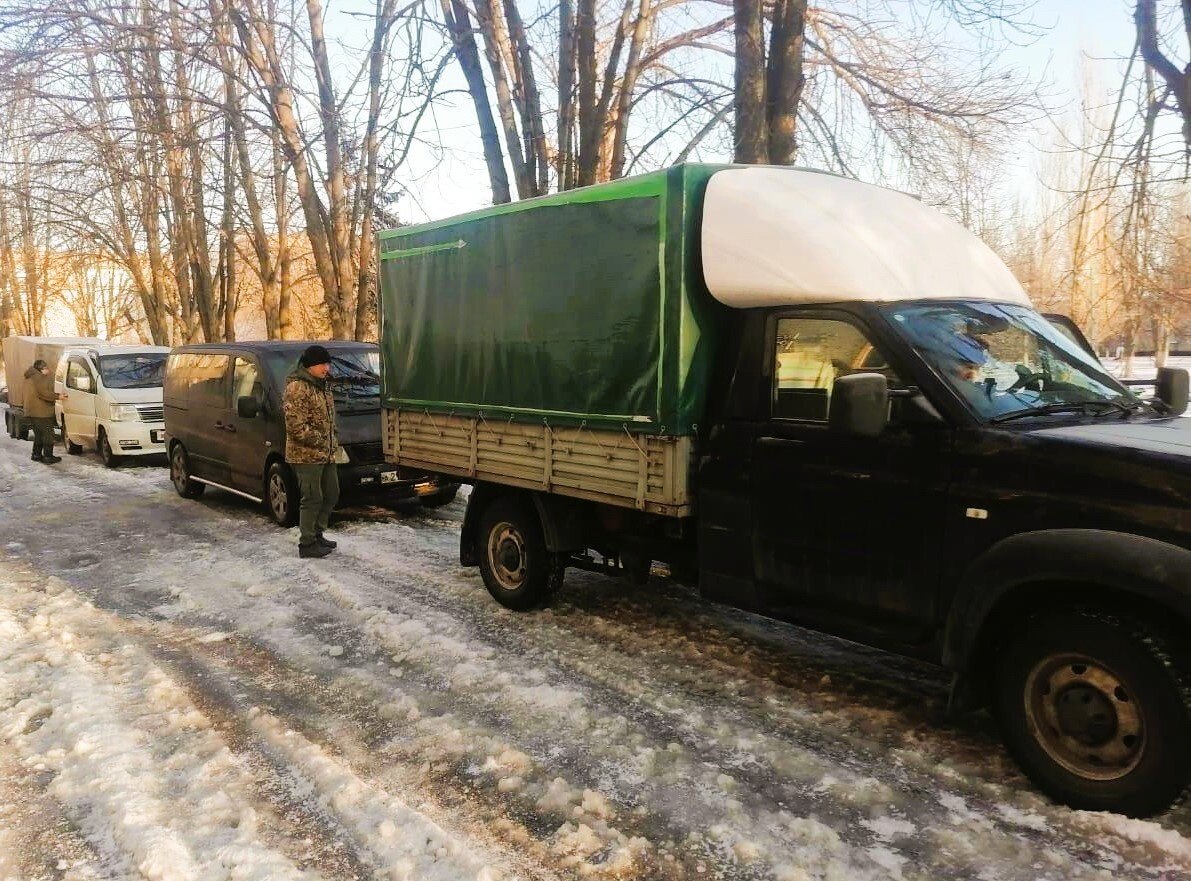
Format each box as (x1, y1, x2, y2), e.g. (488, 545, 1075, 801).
(224, 425, 236, 433)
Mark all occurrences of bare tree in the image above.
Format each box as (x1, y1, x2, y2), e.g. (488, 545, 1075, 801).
(1135, 0, 1191, 148)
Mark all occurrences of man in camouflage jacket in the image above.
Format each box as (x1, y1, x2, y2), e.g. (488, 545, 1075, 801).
(283, 345, 340, 558)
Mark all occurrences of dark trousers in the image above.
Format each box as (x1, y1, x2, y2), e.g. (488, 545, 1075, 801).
(292, 462, 340, 545)
(29, 417, 55, 458)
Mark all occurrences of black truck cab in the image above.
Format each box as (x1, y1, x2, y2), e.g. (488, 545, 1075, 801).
(687, 298, 1191, 817)
(164, 341, 458, 523)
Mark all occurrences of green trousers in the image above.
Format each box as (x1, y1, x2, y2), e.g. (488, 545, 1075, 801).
(292, 462, 340, 545)
(29, 417, 55, 458)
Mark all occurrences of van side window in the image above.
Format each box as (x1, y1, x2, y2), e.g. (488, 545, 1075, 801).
(188, 354, 231, 408)
(233, 357, 259, 403)
(66, 359, 92, 392)
(773, 318, 900, 421)
(165, 353, 190, 404)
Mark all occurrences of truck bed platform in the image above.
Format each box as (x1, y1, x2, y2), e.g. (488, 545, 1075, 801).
(385, 408, 693, 516)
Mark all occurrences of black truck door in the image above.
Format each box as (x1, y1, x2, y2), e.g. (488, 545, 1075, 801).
(752, 311, 948, 639)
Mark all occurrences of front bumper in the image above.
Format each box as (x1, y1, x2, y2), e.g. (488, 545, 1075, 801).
(105, 420, 167, 456)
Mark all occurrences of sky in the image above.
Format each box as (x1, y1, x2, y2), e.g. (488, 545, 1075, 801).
(387, 0, 1147, 224)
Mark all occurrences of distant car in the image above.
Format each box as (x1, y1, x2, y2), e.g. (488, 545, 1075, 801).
(164, 340, 459, 525)
(55, 344, 171, 467)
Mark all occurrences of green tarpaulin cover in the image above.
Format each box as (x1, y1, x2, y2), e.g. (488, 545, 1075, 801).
(377, 164, 728, 436)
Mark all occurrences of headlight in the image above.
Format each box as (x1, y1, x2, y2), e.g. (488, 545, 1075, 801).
(109, 404, 140, 422)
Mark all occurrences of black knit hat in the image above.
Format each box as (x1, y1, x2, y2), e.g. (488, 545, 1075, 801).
(300, 345, 332, 367)
(32, 359, 48, 371)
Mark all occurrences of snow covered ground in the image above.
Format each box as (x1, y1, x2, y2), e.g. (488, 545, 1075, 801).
(0, 426, 1188, 880)
(1101, 355, 1191, 380)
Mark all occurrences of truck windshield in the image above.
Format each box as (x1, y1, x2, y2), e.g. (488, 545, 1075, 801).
(883, 302, 1142, 421)
(97, 353, 167, 390)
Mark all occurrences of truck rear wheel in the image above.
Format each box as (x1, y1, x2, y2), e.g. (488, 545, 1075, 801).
(994, 610, 1191, 817)
(477, 497, 564, 611)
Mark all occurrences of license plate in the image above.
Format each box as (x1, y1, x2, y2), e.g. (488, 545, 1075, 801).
(151, 430, 165, 443)
(379, 471, 399, 485)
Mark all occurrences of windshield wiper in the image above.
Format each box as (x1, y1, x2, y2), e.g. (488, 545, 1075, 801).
(1089, 398, 1150, 418)
(990, 402, 1101, 424)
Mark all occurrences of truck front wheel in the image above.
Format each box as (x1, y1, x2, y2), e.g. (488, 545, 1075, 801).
(477, 497, 564, 611)
(994, 610, 1191, 817)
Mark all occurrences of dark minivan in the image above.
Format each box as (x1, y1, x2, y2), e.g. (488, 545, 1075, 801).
(164, 341, 459, 523)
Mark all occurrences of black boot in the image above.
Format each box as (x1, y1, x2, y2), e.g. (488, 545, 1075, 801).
(316, 533, 337, 549)
(31, 452, 43, 462)
(299, 542, 333, 559)
(42, 454, 62, 464)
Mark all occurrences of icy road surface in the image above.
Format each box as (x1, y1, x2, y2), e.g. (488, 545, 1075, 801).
(0, 431, 1188, 881)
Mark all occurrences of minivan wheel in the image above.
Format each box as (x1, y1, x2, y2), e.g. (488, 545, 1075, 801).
(266, 461, 299, 527)
(99, 429, 120, 468)
(61, 418, 82, 455)
(476, 497, 564, 611)
(170, 444, 205, 499)
(994, 610, 1191, 817)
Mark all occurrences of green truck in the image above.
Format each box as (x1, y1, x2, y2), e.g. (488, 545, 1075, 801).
(379, 163, 1191, 816)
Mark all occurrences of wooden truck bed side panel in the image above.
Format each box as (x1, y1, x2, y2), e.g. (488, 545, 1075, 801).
(385, 408, 693, 517)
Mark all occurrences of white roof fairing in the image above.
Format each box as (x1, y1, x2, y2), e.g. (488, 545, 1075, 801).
(700, 167, 1030, 309)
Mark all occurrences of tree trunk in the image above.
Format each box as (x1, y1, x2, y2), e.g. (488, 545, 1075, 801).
(576, 0, 600, 184)
(557, 0, 577, 188)
(306, 0, 355, 337)
(275, 138, 294, 340)
(502, 0, 549, 194)
(733, 0, 767, 163)
(1135, 0, 1191, 147)
(231, 2, 348, 338)
(354, 0, 395, 341)
(610, 0, 655, 178)
(765, 0, 807, 164)
(440, 0, 511, 203)
(474, 0, 532, 198)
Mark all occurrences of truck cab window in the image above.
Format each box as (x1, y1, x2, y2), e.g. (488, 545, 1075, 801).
(773, 318, 900, 421)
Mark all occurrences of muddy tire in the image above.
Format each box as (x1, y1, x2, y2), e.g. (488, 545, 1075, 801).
(170, 443, 205, 499)
(61, 418, 83, 455)
(476, 497, 564, 611)
(266, 461, 299, 527)
(994, 610, 1191, 817)
(99, 429, 120, 468)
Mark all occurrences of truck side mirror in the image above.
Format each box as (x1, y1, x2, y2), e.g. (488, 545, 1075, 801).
(237, 395, 260, 418)
(1156, 367, 1189, 417)
(829, 373, 889, 438)
(76, 374, 92, 393)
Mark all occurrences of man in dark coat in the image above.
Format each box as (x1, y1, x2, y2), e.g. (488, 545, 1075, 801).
(22, 359, 60, 463)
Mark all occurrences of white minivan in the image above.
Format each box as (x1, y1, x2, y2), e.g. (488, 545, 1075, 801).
(55, 344, 171, 467)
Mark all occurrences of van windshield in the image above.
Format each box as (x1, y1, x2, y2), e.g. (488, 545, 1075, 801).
(265, 348, 381, 411)
(882, 302, 1144, 422)
(327, 351, 380, 410)
(98, 353, 168, 390)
